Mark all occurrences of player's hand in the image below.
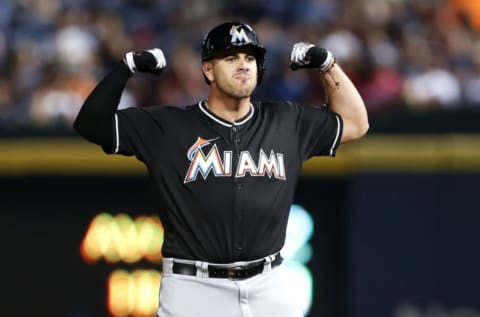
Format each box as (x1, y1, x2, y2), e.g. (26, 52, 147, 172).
(290, 42, 335, 72)
(124, 48, 166, 74)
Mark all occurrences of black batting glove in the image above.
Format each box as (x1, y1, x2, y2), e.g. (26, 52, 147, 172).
(290, 42, 335, 72)
(124, 48, 166, 74)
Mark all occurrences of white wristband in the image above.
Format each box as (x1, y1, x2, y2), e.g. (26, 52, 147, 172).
(147, 48, 167, 69)
(319, 50, 334, 72)
(125, 52, 137, 73)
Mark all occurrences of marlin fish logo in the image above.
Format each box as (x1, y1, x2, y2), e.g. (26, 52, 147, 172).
(230, 25, 252, 45)
(187, 136, 220, 161)
(184, 136, 230, 183)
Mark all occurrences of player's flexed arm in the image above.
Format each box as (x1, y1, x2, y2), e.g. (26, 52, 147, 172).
(290, 43, 369, 144)
(73, 49, 166, 147)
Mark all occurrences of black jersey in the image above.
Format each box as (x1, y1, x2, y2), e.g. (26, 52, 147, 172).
(108, 100, 342, 263)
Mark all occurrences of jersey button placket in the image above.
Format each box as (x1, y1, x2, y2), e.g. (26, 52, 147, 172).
(231, 125, 244, 255)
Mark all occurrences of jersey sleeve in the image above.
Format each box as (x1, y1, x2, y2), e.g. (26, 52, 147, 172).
(102, 107, 164, 162)
(293, 101, 343, 160)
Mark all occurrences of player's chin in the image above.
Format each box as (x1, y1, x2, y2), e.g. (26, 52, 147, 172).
(230, 87, 255, 99)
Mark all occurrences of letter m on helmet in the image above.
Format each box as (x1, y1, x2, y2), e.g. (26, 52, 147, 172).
(230, 25, 252, 45)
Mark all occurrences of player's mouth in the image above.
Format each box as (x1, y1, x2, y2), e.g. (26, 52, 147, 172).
(233, 73, 251, 81)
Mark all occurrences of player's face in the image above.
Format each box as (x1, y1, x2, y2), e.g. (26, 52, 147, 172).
(209, 52, 258, 99)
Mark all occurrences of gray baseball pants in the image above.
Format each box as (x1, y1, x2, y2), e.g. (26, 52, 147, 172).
(157, 257, 304, 317)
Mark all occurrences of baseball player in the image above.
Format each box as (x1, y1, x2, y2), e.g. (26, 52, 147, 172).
(74, 22, 368, 317)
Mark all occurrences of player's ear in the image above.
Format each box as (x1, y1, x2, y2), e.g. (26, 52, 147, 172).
(202, 61, 214, 83)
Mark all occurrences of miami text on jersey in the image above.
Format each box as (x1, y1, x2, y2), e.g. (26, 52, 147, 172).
(184, 137, 286, 183)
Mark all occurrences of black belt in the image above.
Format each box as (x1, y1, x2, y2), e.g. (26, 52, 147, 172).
(172, 254, 283, 280)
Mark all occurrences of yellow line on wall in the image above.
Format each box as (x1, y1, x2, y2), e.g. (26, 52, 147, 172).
(302, 134, 480, 175)
(1, 134, 480, 176)
(0, 138, 146, 175)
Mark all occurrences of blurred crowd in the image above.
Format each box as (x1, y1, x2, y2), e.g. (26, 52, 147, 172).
(0, 0, 479, 130)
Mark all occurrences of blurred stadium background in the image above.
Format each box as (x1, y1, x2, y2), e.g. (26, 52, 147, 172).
(1, 0, 480, 316)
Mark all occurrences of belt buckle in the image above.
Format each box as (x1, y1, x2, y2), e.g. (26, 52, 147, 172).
(228, 266, 243, 280)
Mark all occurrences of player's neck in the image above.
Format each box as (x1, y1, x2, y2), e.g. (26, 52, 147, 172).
(206, 95, 251, 123)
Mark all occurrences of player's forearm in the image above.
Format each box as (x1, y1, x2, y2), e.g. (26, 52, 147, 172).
(73, 62, 133, 146)
(322, 64, 369, 143)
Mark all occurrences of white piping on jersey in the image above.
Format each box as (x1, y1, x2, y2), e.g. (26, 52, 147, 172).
(198, 101, 254, 127)
(329, 114, 341, 156)
(114, 113, 120, 154)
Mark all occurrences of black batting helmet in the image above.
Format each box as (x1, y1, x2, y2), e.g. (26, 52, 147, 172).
(201, 22, 266, 85)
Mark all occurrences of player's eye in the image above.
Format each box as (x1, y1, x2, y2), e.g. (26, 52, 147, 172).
(246, 56, 256, 62)
(224, 56, 235, 62)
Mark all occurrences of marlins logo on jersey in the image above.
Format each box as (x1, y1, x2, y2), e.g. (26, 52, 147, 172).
(184, 136, 286, 183)
(230, 25, 253, 45)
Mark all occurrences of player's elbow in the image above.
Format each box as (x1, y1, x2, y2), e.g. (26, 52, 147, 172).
(340, 118, 369, 143)
(357, 120, 369, 138)
(72, 116, 82, 135)
(351, 121, 369, 141)
(72, 112, 114, 148)
(73, 114, 90, 140)
(352, 102, 369, 139)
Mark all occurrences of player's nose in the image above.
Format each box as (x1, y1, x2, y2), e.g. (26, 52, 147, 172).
(237, 56, 250, 71)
